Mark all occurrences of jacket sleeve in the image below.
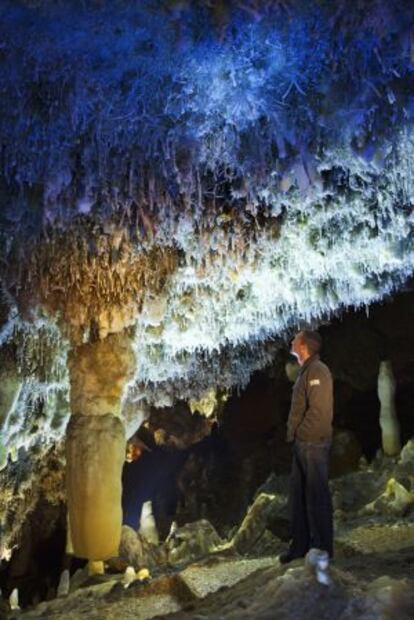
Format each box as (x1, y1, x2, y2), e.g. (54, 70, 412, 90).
(286, 374, 306, 442)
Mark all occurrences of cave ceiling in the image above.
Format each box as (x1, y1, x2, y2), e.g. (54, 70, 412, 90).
(0, 0, 413, 461)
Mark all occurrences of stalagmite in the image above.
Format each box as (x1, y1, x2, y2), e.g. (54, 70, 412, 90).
(137, 568, 151, 583)
(88, 560, 105, 576)
(66, 414, 126, 561)
(65, 511, 74, 556)
(66, 332, 135, 563)
(9, 588, 19, 611)
(123, 566, 137, 588)
(165, 520, 178, 545)
(139, 500, 159, 545)
(377, 360, 401, 457)
(57, 569, 70, 597)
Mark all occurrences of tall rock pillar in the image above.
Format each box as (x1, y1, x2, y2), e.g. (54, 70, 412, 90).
(66, 332, 135, 564)
(377, 360, 401, 457)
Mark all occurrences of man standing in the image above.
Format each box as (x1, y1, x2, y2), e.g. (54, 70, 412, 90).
(279, 330, 334, 564)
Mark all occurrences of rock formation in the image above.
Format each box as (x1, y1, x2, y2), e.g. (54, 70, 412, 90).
(377, 360, 401, 456)
(66, 333, 135, 562)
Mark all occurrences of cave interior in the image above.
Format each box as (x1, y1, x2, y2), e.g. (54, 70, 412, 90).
(0, 1, 414, 618)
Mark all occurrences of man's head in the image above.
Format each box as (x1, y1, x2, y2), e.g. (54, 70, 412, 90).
(290, 330, 322, 366)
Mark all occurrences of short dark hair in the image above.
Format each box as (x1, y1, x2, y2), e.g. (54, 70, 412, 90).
(300, 330, 322, 355)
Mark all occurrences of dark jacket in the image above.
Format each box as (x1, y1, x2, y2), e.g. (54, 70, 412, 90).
(286, 354, 333, 443)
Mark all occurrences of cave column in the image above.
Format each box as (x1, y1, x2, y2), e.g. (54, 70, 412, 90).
(377, 360, 401, 457)
(66, 332, 135, 572)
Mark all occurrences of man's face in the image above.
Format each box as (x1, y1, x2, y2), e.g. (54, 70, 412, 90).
(126, 442, 142, 462)
(290, 332, 308, 365)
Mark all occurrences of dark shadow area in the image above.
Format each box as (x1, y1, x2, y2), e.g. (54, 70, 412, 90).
(122, 443, 188, 537)
(0, 500, 66, 607)
(397, 383, 414, 445)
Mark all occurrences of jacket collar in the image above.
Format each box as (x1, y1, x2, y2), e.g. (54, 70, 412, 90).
(299, 353, 320, 375)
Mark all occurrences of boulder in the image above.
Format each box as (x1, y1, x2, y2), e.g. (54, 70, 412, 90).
(119, 526, 166, 570)
(167, 520, 223, 565)
(362, 477, 414, 517)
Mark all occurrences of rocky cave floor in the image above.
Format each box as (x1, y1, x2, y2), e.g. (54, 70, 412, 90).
(5, 442, 414, 620)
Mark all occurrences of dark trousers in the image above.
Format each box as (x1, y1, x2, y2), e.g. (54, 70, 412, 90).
(288, 439, 333, 557)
